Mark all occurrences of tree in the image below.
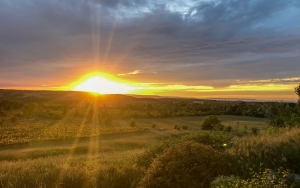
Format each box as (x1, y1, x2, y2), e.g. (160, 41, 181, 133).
(295, 84, 300, 98)
(295, 84, 300, 105)
(201, 115, 222, 131)
(264, 102, 286, 127)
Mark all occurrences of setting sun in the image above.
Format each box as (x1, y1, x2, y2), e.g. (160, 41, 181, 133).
(70, 73, 133, 94)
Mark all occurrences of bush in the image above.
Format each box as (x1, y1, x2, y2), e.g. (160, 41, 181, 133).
(136, 139, 178, 169)
(136, 132, 233, 170)
(174, 125, 180, 130)
(151, 123, 156, 128)
(211, 168, 300, 188)
(201, 115, 222, 131)
(138, 141, 229, 188)
(181, 131, 233, 151)
(211, 175, 242, 188)
(214, 124, 225, 131)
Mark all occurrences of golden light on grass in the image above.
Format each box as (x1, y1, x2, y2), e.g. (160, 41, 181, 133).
(69, 72, 134, 94)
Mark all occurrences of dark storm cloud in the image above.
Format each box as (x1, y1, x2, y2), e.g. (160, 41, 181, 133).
(0, 0, 299, 88)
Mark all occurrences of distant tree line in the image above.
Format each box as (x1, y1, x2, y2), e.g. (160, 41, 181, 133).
(0, 84, 300, 128)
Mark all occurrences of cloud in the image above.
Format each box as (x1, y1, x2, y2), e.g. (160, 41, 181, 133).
(0, 0, 299, 92)
(127, 70, 141, 75)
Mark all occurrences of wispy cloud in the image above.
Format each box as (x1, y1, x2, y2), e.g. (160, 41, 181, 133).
(127, 70, 141, 75)
(118, 70, 141, 76)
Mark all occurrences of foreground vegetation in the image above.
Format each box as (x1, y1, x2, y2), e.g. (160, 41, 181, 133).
(0, 87, 299, 187)
(1, 127, 300, 188)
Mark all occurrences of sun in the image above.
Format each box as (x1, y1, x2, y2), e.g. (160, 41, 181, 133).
(71, 73, 133, 94)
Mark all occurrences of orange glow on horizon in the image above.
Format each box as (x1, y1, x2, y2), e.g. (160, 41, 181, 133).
(55, 72, 297, 101)
(64, 72, 135, 94)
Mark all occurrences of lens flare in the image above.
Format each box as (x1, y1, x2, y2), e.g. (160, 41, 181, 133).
(69, 72, 133, 94)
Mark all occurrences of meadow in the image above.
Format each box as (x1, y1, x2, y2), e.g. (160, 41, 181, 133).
(0, 90, 299, 187)
(0, 115, 271, 188)
(0, 115, 266, 146)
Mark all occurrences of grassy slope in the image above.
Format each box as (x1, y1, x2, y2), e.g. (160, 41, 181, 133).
(0, 116, 267, 188)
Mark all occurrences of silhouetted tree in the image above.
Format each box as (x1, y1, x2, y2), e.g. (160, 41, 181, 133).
(295, 84, 300, 98)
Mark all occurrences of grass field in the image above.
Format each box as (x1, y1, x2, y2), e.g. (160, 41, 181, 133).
(0, 115, 267, 146)
(0, 115, 268, 187)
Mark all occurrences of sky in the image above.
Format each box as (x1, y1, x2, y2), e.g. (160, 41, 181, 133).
(0, 0, 300, 101)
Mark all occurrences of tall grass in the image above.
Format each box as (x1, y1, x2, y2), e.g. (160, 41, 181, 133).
(0, 120, 299, 187)
(0, 154, 142, 188)
(227, 127, 300, 178)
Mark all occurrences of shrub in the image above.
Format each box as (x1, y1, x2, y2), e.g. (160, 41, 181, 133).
(136, 132, 233, 171)
(136, 139, 178, 169)
(151, 123, 156, 128)
(181, 131, 233, 151)
(211, 175, 242, 188)
(182, 125, 188, 130)
(214, 124, 225, 131)
(138, 141, 229, 188)
(201, 115, 222, 131)
(174, 125, 180, 130)
(212, 168, 300, 188)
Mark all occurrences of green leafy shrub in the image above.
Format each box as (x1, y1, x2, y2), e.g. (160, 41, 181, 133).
(181, 131, 233, 151)
(211, 175, 242, 188)
(136, 132, 233, 170)
(136, 139, 178, 169)
(138, 141, 229, 188)
(214, 123, 225, 131)
(201, 115, 222, 131)
(212, 168, 300, 188)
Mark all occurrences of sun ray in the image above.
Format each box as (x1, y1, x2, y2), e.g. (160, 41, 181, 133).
(55, 101, 93, 186)
(69, 72, 134, 94)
